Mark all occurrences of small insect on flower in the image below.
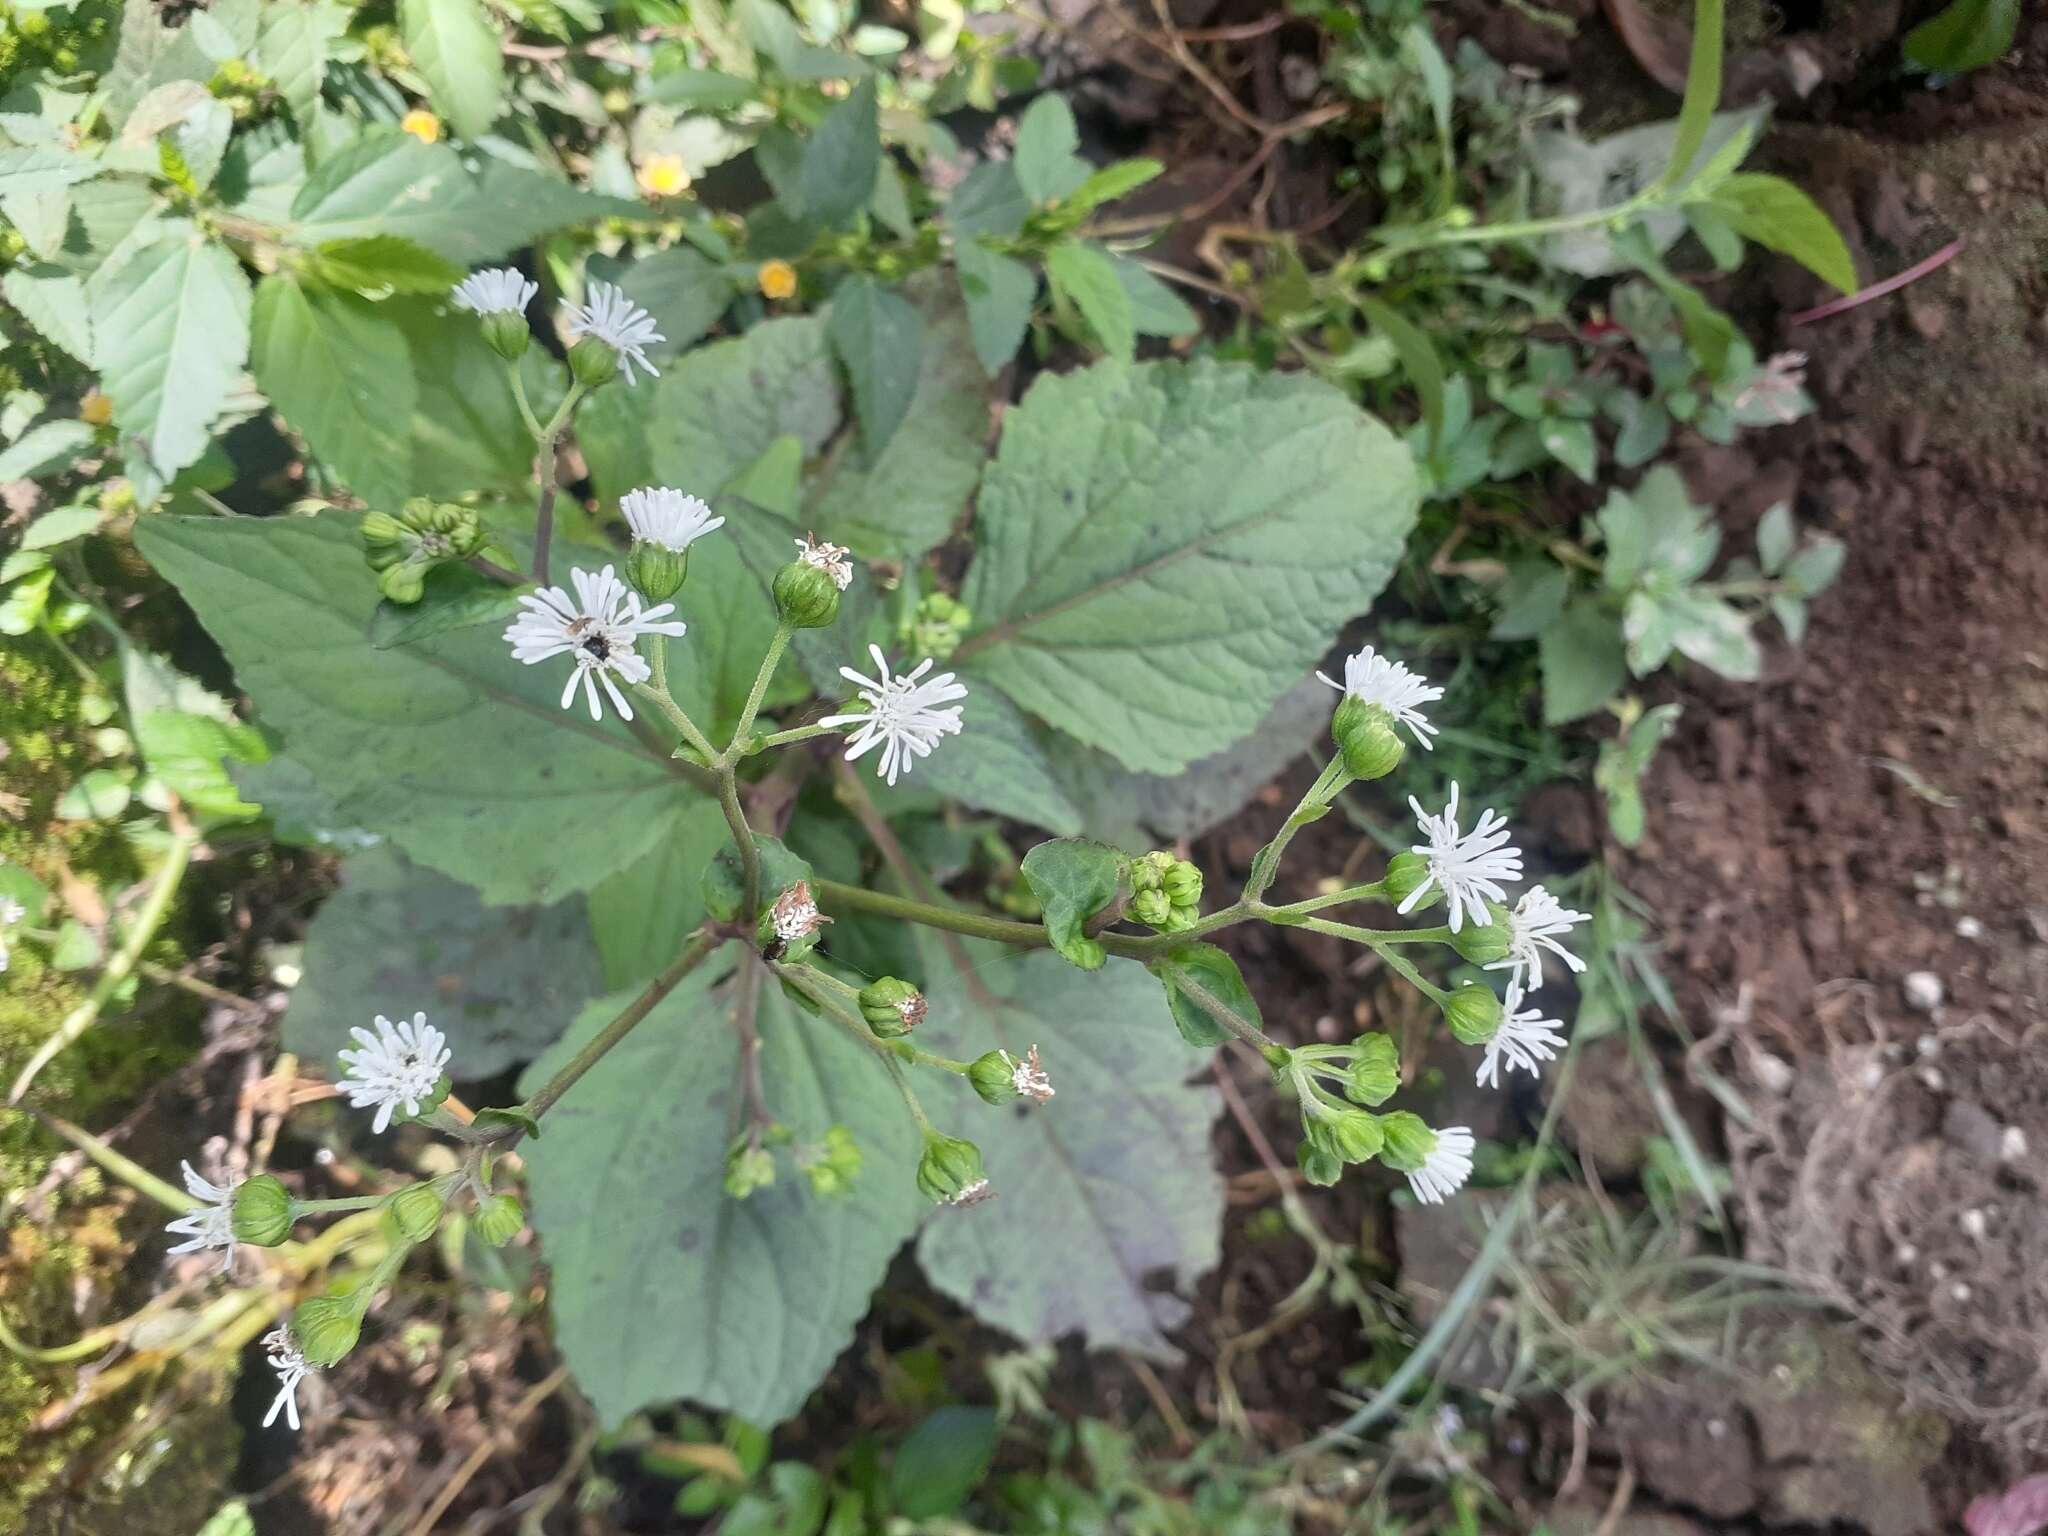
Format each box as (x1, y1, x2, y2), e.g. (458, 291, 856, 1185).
(795, 533, 854, 591)
(820, 644, 969, 788)
(636, 152, 691, 198)
(451, 267, 539, 318)
(337, 1011, 451, 1134)
(163, 1160, 239, 1273)
(1317, 645, 1443, 749)
(261, 1327, 315, 1431)
(1007, 1045, 1054, 1104)
(1402, 782, 1523, 933)
(771, 882, 829, 946)
(1484, 885, 1590, 993)
(504, 564, 687, 722)
(1407, 1126, 1476, 1205)
(565, 280, 666, 385)
(1475, 985, 1568, 1090)
(622, 486, 723, 553)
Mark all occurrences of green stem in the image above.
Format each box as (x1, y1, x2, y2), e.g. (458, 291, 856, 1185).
(753, 722, 837, 752)
(635, 645, 718, 761)
(809, 878, 1258, 962)
(508, 364, 544, 441)
(1244, 757, 1352, 903)
(721, 622, 793, 767)
(1268, 880, 1392, 920)
(1298, 917, 1449, 1002)
(1377, 190, 1659, 261)
(526, 381, 586, 588)
(291, 1194, 393, 1216)
(720, 770, 761, 916)
(27, 1108, 195, 1213)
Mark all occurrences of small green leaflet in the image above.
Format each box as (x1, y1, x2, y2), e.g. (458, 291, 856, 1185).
(1904, 0, 2020, 75)
(798, 76, 880, 228)
(1708, 174, 1857, 295)
(953, 240, 1036, 376)
(825, 274, 923, 459)
(1148, 942, 1260, 1049)
(1019, 838, 1127, 971)
(1012, 93, 1088, 204)
(399, 0, 508, 141)
(308, 235, 466, 294)
(1046, 242, 1134, 362)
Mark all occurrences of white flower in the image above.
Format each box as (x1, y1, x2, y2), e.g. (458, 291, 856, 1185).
(261, 1327, 315, 1431)
(1401, 783, 1522, 933)
(820, 644, 968, 788)
(336, 1011, 451, 1135)
(795, 534, 854, 591)
(1005, 1045, 1054, 1104)
(1476, 985, 1568, 1090)
(1316, 645, 1443, 749)
(565, 279, 664, 385)
(504, 564, 687, 722)
(1406, 1126, 1475, 1205)
(0, 895, 24, 974)
(163, 1160, 239, 1273)
(451, 266, 538, 317)
(621, 486, 723, 553)
(1484, 885, 1590, 992)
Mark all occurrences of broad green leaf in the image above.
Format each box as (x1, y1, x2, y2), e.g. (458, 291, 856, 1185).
(825, 274, 923, 459)
(944, 161, 1028, 239)
(250, 276, 417, 510)
(650, 315, 842, 501)
(90, 222, 250, 486)
(254, 1, 347, 125)
(1019, 838, 1127, 971)
(1904, 0, 2019, 75)
(1, 186, 72, 261)
(286, 845, 602, 1077)
(309, 235, 466, 294)
(230, 754, 376, 850)
(643, 68, 758, 110)
(1012, 94, 1086, 204)
(522, 958, 925, 1426)
(958, 360, 1417, 774)
(3, 265, 93, 364)
(402, 296, 565, 500)
(122, 639, 268, 822)
(799, 77, 879, 228)
(1660, 0, 1724, 191)
(953, 240, 1036, 376)
(890, 687, 1083, 835)
(0, 147, 101, 199)
(1046, 242, 1133, 362)
(1108, 254, 1199, 339)
(0, 422, 95, 483)
(1709, 173, 1856, 295)
(1358, 294, 1445, 450)
(889, 1408, 998, 1518)
(661, 536, 790, 740)
(137, 514, 709, 903)
(367, 565, 524, 649)
(1540, 417, 1599, 483)
(615, 244, 731, 359)
(1539, 599, 1628, 724)
(586, 800, 729, 987)
(400, 0, 507, 140)
(916, 950, 1224, 1357)
(1148, 942, 1256, 1048)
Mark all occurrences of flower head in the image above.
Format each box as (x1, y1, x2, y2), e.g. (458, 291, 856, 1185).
(1476, 985, 1568, 1089)
(1402, 783, 1523, 933)
(261, 1327, 315, 1431)
(949, 1178, 994, 1207)
(1006, 1045, 1054, 1104)
(759, 260, 799, 300)
(1485, 885, 1590, 992)
(400, 108, 440, 144)
(770, 882, 829, 946)
(163, 1159, 239, 1273)
(565, 280, 664, 385)
(637, 153, 691, 198)
(1406, 1126, 1475, 1205)
(621, 486, 723, 553)
(820, 644, 968, 788)
(1317, 645, 1443, 749)
(795, 534, 854, 591)
(337, 1011, 451, 1134)
(451, 267, 537, 318)
(504, 564, 687, 722)
(0, 895, 25, 974)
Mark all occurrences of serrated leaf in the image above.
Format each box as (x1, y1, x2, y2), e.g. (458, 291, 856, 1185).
(825, 274, 923, 459)
(1709, 173, 1856, 295)
(400, 0, 507, 140)
(1045, 242, 1133, 362)
(310, 235, 466, 294)
(133, 711, 267, 821)
(1108, 254, 1198, 339)
(1019, 838, 1126, 971)
(799, 76, 879, 228)
(137, 514, 710, 903)
(944, 161, 1028, 239)
(1539, 599, 1628, 724)
(1059, 158, 1162, 217)
(887, 687, 1083, 835)
(0, 146, 102, 198)
(523, 957, 925, 1426)
(2, 186, 73, 261)
(1598, 466, 1719, 590)
(586, 801, 729, 986)
(3, 265, 93, 365)
(1013, 94, 1086, 204)
(1148, 942, 1258, 1049)
(953, 240, 1035, 376)
(286, 846, 603, 1077)
(958, 360, 1417, 774)
(0, 422, 96, 484)
(255, 1, 347, 126)
(615, 244, 731, 358)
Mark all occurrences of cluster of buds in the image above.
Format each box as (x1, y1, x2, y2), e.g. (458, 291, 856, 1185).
(1282, 1036, 1473, 1203)
(1129, 850, 1202, 934)
(903, 591, 972, 660)
(361, 499, 488, 605)
(723, 1123, 861, 1200)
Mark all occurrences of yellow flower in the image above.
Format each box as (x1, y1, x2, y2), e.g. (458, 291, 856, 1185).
(758, 260, 798, 301)
(79, 390, 113, 427)
(636, 154, 691, 199)
(401, 109, 441, 144)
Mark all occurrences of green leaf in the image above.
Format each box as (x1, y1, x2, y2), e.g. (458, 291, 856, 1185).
(1357, 295, 1445, 450)
(825, 274, 923, 459)
(891, 687, 1083, 835)
(404, 297, 565, 501)
(889, 1408, 997, 1518)
(585, 802, 729, 987)
(250, 276, 417, 510)
(1108, 254, 1199, 339)
(286, 846, 603, 1079)
(0, 422, 96, 484)
(0, 146, 101, 198)
(1598, 466, 1719, 590)
(399, 0, 507, 140)
(137, 514, 708, 903)
(195, 1502, 255, 1536)
(1540, 417, 1599, 483)
(1782, 535, 1845, 597)
(367, 566, 524, 650)
(1403, 20, 1455, 202)
(1660, 0, 1724, 190)
(1756, 502, 1794, 574)
(1148, 942, 1259, 1050)
(915, 950, 1224, 1355)
(1539, 599, 1628, 724)
(1059, 158, 1162, 217)
(1904, 0, 2020, 75)
(1012, 94, 1086, 204)
(1019, 838, 1127, 971)
(254, 1, 347, 126)
(648, 315, 842, 501)
(799, 76, 879, 228)
(3, 265, 94, 365)
(958, 360, 1417, 774)
(309, 235, 466, 294)
(953, 240, 1036, 375)
(57, 767, 133, 821)
(1708, 173, 1855, 295)
(1489, 562, 1570, 642)
(615, 245, 731, 359)
(1770, 592, 1808, 644)
(1045, 242, 1134, 362)
(1627, 589, 1760, 680)
(522, 958, 924, 1426)
(89, 223, 251, 486)
(944, 161, 1029, 239)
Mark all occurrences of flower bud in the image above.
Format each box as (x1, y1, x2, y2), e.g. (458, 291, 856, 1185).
(1161, 860, 1203, 906)
(1131, 851, 1170, 894)
(386, 1181, 448, 1243)
(567, 335, 620, 389)
(1443, 985, 1503, 1046)
(1130, 887, 1172, 928)
(858, 977, 926, 1038)
(800, 1125, 862, 1198)
(916, 1132, 989, 1206)
(1332, 696, 1405, 781)
(231, 1175, 294, 1247)
(1384, 851, 1438, 912)
(291, 1294, 363, 1368)
(1376, 1111, 1436, 1173)
(772, 560, 841, 629)
(905, 592, 972, 660)
(1323, 1108, 1386, 1164)
(627, 539, 688, 603)
(968, 1050, 1018, 1105)
(479, 309, 531, 362)
(473, 1193, 524, 1247)
(1345, 1033, 1401, 1107)
(1297, 1138, 1343, 1188)
(1449, 906, 1513, 966)
(724, 1141, 777, 1199)
(377, 561, 427, 604)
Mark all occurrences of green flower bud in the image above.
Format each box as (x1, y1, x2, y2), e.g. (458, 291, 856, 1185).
(1443, 984, 1503, 1046)
(1161, 860, 1203, 906)
(386, 1181, 448, 1243)
(1449, 906, 1514, 966)
(567, 335, 620, 388)
(479, 309, 531, 362)
(1377, 1111, 1437, 1173)
(1345, 1033, 1402, 1107)
(916, 1132, 989, 1206)
(1321, 1108, 1386, 1164)
(291, 1294, 363, 1368)
(772, 560, 841, 629)
(1445, 204, 1476, 229)
(859, 977, 926, 1039)
(1130, 851, 1171, 894)
(377, 561, 427, 605)
(360, 510, 408, 550)
(968, 1050, 1019, 1105)
(1384, 851, 1438, 912)
(627, 539, 688, 603)
(1130, 887, 1173, 928)
(724, 1141, 777, 1199)
(1297, 1138, 1343, 1188)
(473, 1193, 525, 1247)
(231, 1175, 294, 1247)
(905, 591, 972, 659)
(799, 1125, 862, 1198)
(1332, 696, 1405, 781)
